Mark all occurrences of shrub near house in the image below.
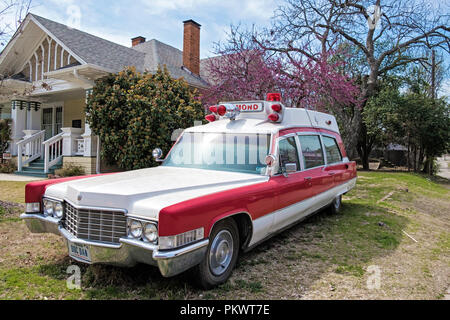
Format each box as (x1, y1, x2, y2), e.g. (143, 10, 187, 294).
(0, 119, 11, 160)
(86, 66, 205, 170)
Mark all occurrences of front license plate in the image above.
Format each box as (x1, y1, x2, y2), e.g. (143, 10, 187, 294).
(68, 242, 91, 262)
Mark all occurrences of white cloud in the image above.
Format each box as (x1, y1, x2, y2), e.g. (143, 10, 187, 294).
(439, 79, 450, 99)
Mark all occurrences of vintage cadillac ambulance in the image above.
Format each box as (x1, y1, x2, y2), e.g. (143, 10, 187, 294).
(21, 93, 357, 288)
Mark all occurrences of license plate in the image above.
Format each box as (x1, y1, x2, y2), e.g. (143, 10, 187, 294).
(68, 242, 91, 262)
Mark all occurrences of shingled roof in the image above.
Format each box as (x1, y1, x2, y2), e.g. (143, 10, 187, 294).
(30, 14, 209, 88)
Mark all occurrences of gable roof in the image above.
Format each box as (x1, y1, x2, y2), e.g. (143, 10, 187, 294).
(1, 13, 209, 88)
(31, 14, 146, 72)
(133, 38, 209, 88)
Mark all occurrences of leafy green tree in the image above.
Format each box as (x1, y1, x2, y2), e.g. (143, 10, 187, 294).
(363, 76, 404, 151)
(86, 66, 205, 170)
(364, 73, 449, 174)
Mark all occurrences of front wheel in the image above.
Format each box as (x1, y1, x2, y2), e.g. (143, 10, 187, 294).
(194, 219, 240, 289)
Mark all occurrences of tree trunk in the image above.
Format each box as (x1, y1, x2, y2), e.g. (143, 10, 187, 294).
(413, 145, 417, 172)
(407, 138, 411, 172)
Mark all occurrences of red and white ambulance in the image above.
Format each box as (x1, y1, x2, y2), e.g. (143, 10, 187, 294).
(21, 93, 357, 288)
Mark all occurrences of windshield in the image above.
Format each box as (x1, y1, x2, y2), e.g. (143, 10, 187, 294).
(163, 132, 271, 175)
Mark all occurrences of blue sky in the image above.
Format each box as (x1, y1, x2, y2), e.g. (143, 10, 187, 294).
(2, 0, 449, 96)
(26, 0, 278, 59)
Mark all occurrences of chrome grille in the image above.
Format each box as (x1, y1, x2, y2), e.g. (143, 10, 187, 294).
(64, 202, 127, 244)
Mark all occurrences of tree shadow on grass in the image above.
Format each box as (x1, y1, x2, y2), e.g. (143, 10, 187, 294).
(228, 201, 409, 298)
(36, 201, 409, 299)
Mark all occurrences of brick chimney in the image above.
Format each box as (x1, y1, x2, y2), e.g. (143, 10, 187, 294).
(183, 20, 201, 76)
(131, 36, 146, 47)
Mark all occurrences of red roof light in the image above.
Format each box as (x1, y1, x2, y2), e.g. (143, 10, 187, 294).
(271, 104, 282, 112)
(268, 113, 280, 122)
(267, 93, 282, 102)
(209, 106, 218, 114)
(205, 115, 216, 122)
(217, 105, 227, 116)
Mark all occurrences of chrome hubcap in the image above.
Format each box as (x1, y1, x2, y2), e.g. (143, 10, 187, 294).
(209, 230, 233, 276)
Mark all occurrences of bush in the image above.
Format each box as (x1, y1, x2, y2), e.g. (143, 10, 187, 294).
(0, 119, 12, 159)
(86, 66, 205, 171)
(54, 165, 85, 177)
(0, 160, 16, 173)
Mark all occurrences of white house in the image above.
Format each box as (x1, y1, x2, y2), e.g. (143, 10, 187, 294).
(0, 14, 208, 177)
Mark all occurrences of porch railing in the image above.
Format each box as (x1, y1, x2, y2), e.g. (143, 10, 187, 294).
(17, 130, 45, 172)
(43, 133, 64, 173)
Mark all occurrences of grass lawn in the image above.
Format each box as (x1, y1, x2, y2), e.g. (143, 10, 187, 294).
(0, 181, 29, 204)
(0, 172, 448, 300)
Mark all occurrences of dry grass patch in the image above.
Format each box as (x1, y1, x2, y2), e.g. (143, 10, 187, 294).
(0, 172, 448, 300)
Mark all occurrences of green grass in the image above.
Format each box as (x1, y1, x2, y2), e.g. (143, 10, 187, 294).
(0, 171, 448, 299)
(0, 181, 30, 203)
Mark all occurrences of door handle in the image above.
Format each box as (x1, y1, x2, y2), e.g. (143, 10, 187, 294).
(328, 172, 336, 176)
(304, 177, 312, 181)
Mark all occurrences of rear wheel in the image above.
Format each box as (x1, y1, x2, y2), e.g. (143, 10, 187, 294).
(329, 195, 342, 215)
(194, 219, 239, 289)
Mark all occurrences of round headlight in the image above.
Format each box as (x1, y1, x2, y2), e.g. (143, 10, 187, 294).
(143, 223, 158, 242)
(54, 202, 64, 219)
(43, 200, 54, 216)
(129, 220, 143, 239)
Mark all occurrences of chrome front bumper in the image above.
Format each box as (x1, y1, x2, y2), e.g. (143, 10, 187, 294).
(20, 213, 209, 278)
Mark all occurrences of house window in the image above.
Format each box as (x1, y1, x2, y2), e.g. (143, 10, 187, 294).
(72, 119, 82, 128)
(42, 105, 63, 140)
(56, 107, 63, 134)
(42, 108, 53, 140)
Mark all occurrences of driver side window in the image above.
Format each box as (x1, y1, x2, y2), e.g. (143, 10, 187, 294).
(278, 137, 300, 174)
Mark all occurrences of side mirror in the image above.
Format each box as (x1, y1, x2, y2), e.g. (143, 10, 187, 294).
(152, 148, 164, 162)
(265, 154, 277, 167)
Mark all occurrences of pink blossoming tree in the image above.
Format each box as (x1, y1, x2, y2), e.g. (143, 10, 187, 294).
(201, 27, 360, 113)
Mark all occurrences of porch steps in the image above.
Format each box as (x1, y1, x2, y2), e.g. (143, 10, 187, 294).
(15, 159, 62, 178)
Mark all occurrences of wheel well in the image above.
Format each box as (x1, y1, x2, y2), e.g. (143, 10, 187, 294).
(230, 213, 253, 250)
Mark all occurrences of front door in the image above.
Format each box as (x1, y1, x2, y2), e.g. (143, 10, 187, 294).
(42, 106, 63, 140)
(42, 108, 53, 140)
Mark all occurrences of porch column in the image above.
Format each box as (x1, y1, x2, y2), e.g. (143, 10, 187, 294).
(83, 89, 97, 157)
(26, 103, 41, 131)
(81, 122, 97, 157)
(10, 101, 27, 156)
(61, 127, 83, 156)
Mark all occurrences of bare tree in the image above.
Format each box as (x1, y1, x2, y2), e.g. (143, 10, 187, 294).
(0, 0, 32, 48)
(254, 0, 449, 169)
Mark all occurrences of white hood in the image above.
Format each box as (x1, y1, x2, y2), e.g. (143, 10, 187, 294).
(45, 166, 268, 219)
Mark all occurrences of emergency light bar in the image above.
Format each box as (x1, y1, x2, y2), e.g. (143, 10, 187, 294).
(205, 93, 284, 123)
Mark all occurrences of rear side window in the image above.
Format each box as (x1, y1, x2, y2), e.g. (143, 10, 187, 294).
(322, 136, 343, 164)
(278, 137, 300, 172)
(298, 135, 325, 169)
